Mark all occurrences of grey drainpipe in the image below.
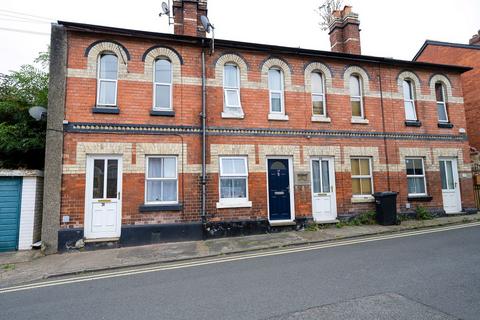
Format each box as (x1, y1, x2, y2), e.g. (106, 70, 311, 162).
(201, 40, 207, 223)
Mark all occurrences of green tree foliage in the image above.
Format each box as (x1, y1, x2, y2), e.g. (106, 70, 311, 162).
(0, 50, 49, 169)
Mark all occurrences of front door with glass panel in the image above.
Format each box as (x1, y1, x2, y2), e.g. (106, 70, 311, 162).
(311, 157, 337, 222)
(85, 156, 122, 239)
(439, 158, 462, 213)
(267, 159, 292, 221)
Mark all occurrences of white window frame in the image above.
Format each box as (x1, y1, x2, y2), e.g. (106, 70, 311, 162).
(268, 68, 285, 115)
(350, 75, 364, 119)
(145, 156, 178, 205)
(436, 83, 449, 123)
(223, 64, 242, 112)
(96, 53, 118, 107)
(351, 157, 374, 197)
(403, 80, 417, 121)
(405, 157, 427, 197)
(311, 72, 326, 117)
(153, 58, 173, 111)
(218, 156, 250, 207)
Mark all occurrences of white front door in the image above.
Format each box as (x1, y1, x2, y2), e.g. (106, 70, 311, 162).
(85, 155, 122, 239)
(311, 157, 337, 222)
(440, 158, 462, 214)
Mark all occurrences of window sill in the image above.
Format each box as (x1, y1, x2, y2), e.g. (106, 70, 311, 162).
(311, 115, 332, 123)
(216, 201, 252, 209)
(150, 110, 175, 117)
(268, 113, 289, 121)
(221, 112, 244, 119)
(92, 106, 120, 114)
(405, 120, 422, 127)
(351, 196, 375, 203)
(407, 195, 433, 202)
(438, 122, 454, 129)
(139, 203, 183, 212)
(351, 117, 369, 124)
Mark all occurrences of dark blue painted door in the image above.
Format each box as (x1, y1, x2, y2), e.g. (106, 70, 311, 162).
(0, 177, 22, 252)
(268, 159, 291, 221)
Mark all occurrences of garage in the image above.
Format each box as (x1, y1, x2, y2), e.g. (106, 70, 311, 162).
(0, 177, 22, 252)
(0, 170, 44, 252)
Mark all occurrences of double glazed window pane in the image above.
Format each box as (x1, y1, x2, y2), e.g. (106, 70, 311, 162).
(99, 54, 118, 80)
(271, 93, 282, 112)
(98, 81, 116, 105)
(403, 80, 413, 100)
(312, 94, 324, 116)
(351, 99, 362, 117)
(408, 177, 425, 194)
(440, 161, 454, 190)
(92, 159, 118, 199)
(224, 65, 239, 88)
(93, 160, 105, 199)
(147, 180, 177, 202)
(352, 178, 372, 195)
(406, 159, 423, 175)
(437, 103, 448, 122)
(221, 158, 246, 175)
(148, 158, 176, 178)
(349, 76, 361, 96)
(225, 89, 240, 107)
(155, 84, 171, 109)
(435, 83, 445, 102)
(220, 178, 247, 199)
(404, 101, 416, 120)
(351, 159, 370, 176)
(311, 73, 323, 94)
(313, 160, 330, 193)
(268, 69, 282, 91)
(155, 59, 172, 84)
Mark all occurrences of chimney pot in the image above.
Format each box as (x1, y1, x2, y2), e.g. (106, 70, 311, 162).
(469, 30, 480, 46)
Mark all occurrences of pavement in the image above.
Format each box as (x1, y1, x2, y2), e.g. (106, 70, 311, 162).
(1, 213, 479, 289)
(2, 221, 479, 320)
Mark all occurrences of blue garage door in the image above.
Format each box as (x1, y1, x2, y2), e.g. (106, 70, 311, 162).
(0, 177, 22, 252)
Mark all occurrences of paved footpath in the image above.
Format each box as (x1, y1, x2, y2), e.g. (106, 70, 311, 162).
(1, 214, 479, 288)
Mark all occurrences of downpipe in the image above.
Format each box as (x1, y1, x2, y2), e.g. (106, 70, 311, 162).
(201, 42, 207, 224)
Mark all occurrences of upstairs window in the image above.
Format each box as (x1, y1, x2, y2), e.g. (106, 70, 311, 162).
(97, 53, 118, 106)
(268, 68, 285, 114)
(435, 82, 448, 122)
(154, 58, 172, 110)
(311, 72, 326, 117)
(403, 80, 417, 121)
(223, 64, 242, 114)
(350, 75, 364, 118)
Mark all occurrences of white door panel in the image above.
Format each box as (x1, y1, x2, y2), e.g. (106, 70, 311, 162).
(440, 159, 462, 214)
(311, 157, 337, 222)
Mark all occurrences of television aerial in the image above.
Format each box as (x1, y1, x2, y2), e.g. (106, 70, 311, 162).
(200, 15, 215, 54)
(159, 1, 174, 25)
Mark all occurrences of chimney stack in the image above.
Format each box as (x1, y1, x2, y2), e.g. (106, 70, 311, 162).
(173, 0, 208, 37)
(328, 5, 361, 55)
(469, 30, 480, 46)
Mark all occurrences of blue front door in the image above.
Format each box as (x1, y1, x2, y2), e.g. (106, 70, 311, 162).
(0, 177, 22, 252)
(268, 159, 291, 221)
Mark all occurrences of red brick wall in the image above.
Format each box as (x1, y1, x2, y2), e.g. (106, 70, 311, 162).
(416, 44, 480, 150)
(58, 30, 475, 229)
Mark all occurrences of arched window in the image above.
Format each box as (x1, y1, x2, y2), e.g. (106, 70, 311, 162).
(154, 58, 172, 110)
(223, 64, 241, 113)
(403, 80, 417, 121)
(97, 53, 118, 106)
(435, 82, 448, 122)
(311, 72, 326, 117)
(349, 75, 364, 118)
(268, 68, 284, 114)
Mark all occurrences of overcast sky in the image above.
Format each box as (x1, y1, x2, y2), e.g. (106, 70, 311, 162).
(0, 0, 479, 74)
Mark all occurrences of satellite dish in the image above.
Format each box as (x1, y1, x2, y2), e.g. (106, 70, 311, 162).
(28, 106, 47, 121)
(201, 15, 212, 33)
(161, 2, 170, 15)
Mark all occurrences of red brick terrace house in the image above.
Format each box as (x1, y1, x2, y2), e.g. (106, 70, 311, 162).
(41, 1, 476, 252)
(413, 31, 480, 154)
